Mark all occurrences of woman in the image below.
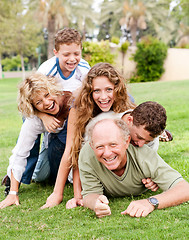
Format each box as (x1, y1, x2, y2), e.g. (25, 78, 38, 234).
(41, 62, 136, 209)
(0, 73, 72, 209)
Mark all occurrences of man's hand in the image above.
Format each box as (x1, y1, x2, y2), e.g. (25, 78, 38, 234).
(121, 199, 154, 217)
(40, 192, 63, 209)
(0, 195, 19, 209)
(94, 195, 111, 218)
(142, 178, 159, 192)
(66, 197, 83, 209)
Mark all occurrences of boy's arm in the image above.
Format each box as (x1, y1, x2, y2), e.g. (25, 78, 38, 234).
(122, 180, 189, 217)
(41, 108, 77, 209)
(37, 112, 62, 133)
(83, 194, 111, 218)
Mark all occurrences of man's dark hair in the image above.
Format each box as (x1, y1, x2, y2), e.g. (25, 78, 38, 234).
(130, 101, 167, 138)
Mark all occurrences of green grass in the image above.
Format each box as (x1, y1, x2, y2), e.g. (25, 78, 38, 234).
(0, 78, 189, 240)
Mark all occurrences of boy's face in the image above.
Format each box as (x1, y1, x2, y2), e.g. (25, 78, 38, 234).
(54, 43, 82, 76)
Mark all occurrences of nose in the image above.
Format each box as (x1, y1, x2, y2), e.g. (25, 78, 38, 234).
(69, 54, 75, 61)
(103, 146, 112, 158)
(100, 91, 107, 100)
(43, 98, 50, 106)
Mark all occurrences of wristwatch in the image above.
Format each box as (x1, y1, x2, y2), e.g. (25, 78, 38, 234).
(9, 191, 19, 196)
(147, 197, 159, 209)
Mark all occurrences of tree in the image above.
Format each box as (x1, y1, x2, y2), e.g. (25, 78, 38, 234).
(3, 0, 43, 79)
(29, 0, 96, 59)
(101, 0, 176, 45)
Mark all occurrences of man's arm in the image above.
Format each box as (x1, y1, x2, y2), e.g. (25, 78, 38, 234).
(83, 194, 111, 218)
(122, 180, 189, 217)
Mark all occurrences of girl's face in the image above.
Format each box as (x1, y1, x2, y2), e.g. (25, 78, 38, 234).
(32, 90, 61, 115)
(92, 76, 115, 112)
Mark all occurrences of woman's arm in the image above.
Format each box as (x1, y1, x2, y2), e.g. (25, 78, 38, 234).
(41, 108, 79, 209)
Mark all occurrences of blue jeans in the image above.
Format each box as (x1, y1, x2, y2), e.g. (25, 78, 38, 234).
(21, 134, 41, 184)
(48, 134, 66, 184)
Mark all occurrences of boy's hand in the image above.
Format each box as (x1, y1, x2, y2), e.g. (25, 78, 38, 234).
(0, 195, 19, 209)
(142, 178, 159, 192)
(39, 113, 62, 133)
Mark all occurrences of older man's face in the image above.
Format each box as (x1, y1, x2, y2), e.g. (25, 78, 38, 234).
(90, 120, 130, 172)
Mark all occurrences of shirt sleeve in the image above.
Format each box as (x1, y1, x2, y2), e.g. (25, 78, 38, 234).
(138, 146, 183, 191)
(78, 142, 104, 197)
(7, 117, 45, 182)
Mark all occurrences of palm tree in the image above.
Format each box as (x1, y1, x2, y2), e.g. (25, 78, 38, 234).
(29, 0, 96, 59)
(101, 0, 176, 45)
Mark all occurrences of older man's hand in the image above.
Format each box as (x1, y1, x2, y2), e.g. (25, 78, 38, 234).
(94, 195, 111, 218)
(121, 199, 155, 217)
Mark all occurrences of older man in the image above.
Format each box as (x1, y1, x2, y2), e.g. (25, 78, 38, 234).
(79, 118, 189, 218)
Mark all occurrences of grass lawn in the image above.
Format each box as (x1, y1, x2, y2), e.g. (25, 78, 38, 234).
(0, 77, 189, 240)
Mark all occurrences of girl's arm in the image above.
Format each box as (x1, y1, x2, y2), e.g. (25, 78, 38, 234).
(41, 108, 80, 209)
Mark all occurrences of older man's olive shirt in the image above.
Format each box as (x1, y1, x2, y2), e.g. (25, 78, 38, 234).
(79, 142, 183, 197)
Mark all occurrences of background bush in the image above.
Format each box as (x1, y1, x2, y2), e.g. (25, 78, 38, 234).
(2, 55, 29, 71)
(130, 36, 168, 83)
(82, 41, 115, 66)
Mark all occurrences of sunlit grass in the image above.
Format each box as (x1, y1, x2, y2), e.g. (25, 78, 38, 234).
(0, 78, 189, 240)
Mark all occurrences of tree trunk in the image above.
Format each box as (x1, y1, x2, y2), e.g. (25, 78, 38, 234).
(21, 54, 25, 80)
(130, 21, 138, 46)
(0, 54, 2, 79)
(47, 16, 56, 59)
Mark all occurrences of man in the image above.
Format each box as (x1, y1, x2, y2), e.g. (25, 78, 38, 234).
(79, 118, 189, 218)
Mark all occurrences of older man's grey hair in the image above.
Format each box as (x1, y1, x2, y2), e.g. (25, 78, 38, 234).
(87, 118, 130, 146)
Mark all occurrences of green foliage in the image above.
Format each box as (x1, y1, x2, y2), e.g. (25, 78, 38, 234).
(111, 36, 120, 45)
(130, 37, 168, 82)
(82, 41, 115, 66)
(2, 55, 29, 71)
(120, 41, 130, 53)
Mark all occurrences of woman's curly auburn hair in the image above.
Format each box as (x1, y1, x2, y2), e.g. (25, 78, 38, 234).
(18, 73, 63, 117)
(70, 62, 136, 167)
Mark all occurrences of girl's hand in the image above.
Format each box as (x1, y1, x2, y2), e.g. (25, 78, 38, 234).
(66, 197, 83, 209)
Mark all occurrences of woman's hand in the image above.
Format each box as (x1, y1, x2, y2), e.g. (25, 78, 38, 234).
(0, 194, 19, 209)
(66, 197, 83, 209)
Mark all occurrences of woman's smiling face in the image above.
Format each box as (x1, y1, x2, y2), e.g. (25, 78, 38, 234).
(92, 76, 115, 112)
(32, 90, 60, 115)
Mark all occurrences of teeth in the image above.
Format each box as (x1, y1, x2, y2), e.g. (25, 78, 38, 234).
(48, 103, 54, 110)
(104, 156, 116, 162)
(100, 101, 109, 104)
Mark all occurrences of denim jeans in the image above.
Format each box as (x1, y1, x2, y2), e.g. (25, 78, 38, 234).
(48, 134, 66, 184)
(21, 134, 41, 184)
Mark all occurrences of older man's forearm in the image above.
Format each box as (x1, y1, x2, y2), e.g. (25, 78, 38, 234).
(155, 180, 189, 209)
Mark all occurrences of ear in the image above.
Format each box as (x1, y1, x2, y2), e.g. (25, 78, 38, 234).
(125, 115, 133, 127)
(89, 142, 94, 150)
(125, 135, 131, 149)
(53, 49, 58, 56)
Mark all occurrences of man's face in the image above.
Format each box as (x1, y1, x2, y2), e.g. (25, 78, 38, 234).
(129, 124, 154, 147)
(54, 43, 82, 76)
(90, 120, 130, 172)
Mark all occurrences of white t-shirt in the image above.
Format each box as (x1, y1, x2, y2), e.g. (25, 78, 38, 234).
(38, 56, 90, 92)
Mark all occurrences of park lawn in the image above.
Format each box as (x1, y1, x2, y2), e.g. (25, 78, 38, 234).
(0, 77, 188, 240)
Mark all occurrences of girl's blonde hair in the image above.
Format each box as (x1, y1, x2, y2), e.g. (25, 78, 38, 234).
(18, 73, 63, 117)
(70, 62, 136, 167)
